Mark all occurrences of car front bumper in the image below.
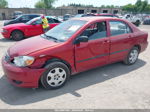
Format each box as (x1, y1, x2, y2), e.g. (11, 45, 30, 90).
(2, 57, 46, 88)
(1, 32, 10, 38)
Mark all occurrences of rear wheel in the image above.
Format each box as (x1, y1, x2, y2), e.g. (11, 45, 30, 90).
(123, 47, 139, 65)
(11, 30, 24, 41)
(41, 62, 70, 90)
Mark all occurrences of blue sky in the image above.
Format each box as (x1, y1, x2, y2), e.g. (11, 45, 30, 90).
(7, 0, 150, 8)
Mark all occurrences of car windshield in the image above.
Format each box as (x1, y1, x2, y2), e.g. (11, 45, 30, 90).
(43, 20, 87, 42)
(15, 15, 22, 20)
(26, 17, 41, 25)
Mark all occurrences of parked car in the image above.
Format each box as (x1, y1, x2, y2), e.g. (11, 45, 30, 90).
(63, 14, 74, 21)
(95, 13, 119, 18)
(2, 17, 148, 89)
(11, 11, 23, 19)
(74, 13, 118, 18)
(143, 18, 150, 25)
(4, 14, 42, 26)
(122, 14, 141, 26)
(74, 13, 96, 18)
(1, 16, 61, 40)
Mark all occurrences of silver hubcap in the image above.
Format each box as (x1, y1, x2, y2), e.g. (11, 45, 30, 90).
(47, 68, 67, 87)
(129, 49, 138, 63)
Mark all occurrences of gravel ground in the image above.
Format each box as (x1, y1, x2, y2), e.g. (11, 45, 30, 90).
(0, 21, 150, 109)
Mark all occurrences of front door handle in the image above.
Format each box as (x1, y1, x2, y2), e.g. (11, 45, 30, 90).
(103, 40, 110, 43)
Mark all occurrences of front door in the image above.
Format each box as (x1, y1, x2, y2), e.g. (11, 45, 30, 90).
(75, 21, 110, 72)
(26, 19, 43, 37)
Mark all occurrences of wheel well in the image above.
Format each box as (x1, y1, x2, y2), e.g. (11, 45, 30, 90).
(38, 58, 72, 87)
(134, 45, 141, 52)
(11, 30, 24, 36)
(44, 58, 72, 73)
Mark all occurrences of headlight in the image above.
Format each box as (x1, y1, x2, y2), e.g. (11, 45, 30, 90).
(2, 29, 8, 33)
(13, 56, 35, 67)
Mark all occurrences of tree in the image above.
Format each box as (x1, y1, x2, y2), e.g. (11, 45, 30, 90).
(140, 0, 148, 13)
(122, 0, 150, 13)
(0, 0, 8, 8)
(35, 1, 46, 8)
(122, 4, 136, 13)
(35, 0, 57, 9)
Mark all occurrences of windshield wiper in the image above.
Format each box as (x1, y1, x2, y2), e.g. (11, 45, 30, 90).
(43, 34, 58, 41)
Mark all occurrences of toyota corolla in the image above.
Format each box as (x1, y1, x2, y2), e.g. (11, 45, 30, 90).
(2, 17, 148, 89)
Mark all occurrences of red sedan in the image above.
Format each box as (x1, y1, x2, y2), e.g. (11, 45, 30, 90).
(1, 16, 61, 41)
(2, 17, 148, 89)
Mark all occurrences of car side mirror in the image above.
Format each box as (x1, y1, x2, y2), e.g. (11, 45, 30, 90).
(74, 36, 88, 44)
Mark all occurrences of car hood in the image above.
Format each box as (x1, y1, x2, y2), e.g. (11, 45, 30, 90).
(4, 20, 16, 26)
(4, 23, 26, 29)
(8, 36, 60, 58)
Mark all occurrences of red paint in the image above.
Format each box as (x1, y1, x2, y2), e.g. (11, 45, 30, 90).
(2, 17, 148, 88)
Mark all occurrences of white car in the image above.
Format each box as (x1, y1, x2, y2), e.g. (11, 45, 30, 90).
(122, 14, 141, 26)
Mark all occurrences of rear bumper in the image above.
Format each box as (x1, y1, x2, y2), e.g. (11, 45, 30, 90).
(2, 57, 46, 88)
(140, 41, 148, 53)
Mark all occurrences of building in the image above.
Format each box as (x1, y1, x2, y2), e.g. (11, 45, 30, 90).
(0, 6, 122, 20)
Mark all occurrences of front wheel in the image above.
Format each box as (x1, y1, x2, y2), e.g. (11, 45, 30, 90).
(134, 20, 141, 27)
(11, 30, 24, 41)
(123, 47, 139, 65)
(41, 62, 70, 90)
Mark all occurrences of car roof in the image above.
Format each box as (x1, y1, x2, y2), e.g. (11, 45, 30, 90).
(72, 16, 123, 22)
(22, 14, 42, 16)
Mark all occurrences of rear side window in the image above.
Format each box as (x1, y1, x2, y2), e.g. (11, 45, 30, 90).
(109, 21, 132, 36)
(53, 19, 61, 23)
(47, 18, 54, 23)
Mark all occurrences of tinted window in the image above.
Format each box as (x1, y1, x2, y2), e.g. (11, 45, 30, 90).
(109, 21, 132, 36)
(47, 18, 54, 23)
(33, 19, 42, 25)
(81, 21, 107, 40)
(53, 19, 61, 23)
(21, 15, 29, 21)
(29, 15, 39, 19)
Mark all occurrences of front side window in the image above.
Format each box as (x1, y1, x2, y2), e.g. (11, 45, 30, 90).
(80, 21, 107, 40)
(33, 19, 42, 25)
(26, 17, 41, 25)
(109, 21, 132, 36)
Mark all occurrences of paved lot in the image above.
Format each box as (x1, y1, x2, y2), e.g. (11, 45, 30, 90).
(0, 21, 150, 109)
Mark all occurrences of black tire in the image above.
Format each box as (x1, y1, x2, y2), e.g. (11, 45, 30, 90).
(123, 47, 139, 65)
(41, 61, 70, 90)
(135, 20, 141, 27)
(11, 30, 24, 41)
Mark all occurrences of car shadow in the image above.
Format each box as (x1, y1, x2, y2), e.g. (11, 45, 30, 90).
(0, 38, 14, 42)
(0, 59, 146, 105)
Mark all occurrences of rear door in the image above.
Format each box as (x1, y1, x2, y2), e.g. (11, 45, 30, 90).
(75, 21, 110, 72)
(109, 20, 133, 63)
